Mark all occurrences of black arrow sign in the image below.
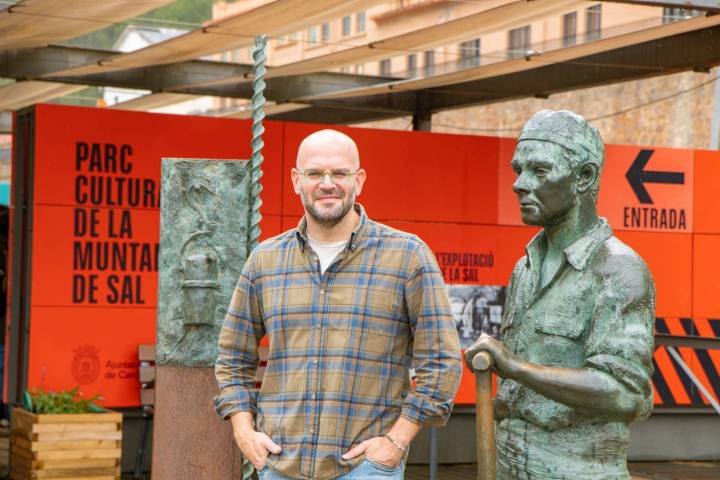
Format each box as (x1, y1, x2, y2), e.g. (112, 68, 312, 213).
(625, 149, 685, 204)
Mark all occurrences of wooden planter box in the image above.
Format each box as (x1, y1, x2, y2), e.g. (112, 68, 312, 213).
(10, 407, 122, 480)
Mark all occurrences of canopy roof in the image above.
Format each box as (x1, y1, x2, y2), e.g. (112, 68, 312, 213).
(0, 0, 719, 130)
(0, 0, 173, 50)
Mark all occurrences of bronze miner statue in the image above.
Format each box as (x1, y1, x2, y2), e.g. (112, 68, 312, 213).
(465, 110, 655, 479)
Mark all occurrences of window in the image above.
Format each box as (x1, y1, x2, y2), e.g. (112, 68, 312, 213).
(508, 25, 531, 58)
(342, 15, 352, 36)
(279, 32, 299, 45)
(586, 4, 601, 41)
(407, 54, 417, 77)
(355, 64, 364, 74)
(424, 50, 435, 76)
(562, 12, 577, 47)
(321, 22, 330, 43)
(379, 59, 391, 76)
(459, 38, 480, 68)
(307, 26, 318, 45)
(356, 12, 366, 33)
(662, 7, 702, 24)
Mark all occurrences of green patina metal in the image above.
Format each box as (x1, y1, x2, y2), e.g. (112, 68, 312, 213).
(248, 34, 267, 253)
(466, 110, 656, 480)
(156, 159, 252, 366)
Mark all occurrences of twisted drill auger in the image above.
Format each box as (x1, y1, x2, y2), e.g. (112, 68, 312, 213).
(248, 34, 268, 254)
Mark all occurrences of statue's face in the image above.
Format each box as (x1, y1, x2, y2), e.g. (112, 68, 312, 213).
(511, 140, 577, 227)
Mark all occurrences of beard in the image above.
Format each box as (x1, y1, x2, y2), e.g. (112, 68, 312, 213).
(301, 185, 355, 227)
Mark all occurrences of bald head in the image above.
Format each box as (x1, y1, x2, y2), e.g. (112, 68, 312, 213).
(296, 129, 360, 169)
(292, 128, 366, 231)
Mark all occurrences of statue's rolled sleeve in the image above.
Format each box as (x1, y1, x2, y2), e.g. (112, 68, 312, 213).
(583, 263, 655, 420)
(214, 256, 265, 419)
(401, 241, 462, 427)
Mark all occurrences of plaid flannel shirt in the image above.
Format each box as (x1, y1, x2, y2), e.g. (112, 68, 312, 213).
(215, 204, 462, 479)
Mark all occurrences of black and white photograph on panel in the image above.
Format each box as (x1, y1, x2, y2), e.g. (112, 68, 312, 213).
(446, 285, 506, 349)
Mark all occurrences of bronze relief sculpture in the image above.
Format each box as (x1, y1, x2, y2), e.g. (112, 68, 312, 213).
(157, 159, 252, 365)
(466, 110, 655, 479)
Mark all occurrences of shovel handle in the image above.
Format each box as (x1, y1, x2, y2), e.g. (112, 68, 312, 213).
(473, 352, 495, 480)
(472, 351, 494, 372)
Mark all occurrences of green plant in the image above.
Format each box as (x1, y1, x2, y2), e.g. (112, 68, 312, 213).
(22, 387, 105, 414)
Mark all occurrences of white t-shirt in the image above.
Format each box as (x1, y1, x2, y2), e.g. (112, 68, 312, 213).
(307, 234, 348, 274)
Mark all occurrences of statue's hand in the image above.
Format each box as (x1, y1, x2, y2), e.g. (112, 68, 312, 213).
(464, 333, 518, 379)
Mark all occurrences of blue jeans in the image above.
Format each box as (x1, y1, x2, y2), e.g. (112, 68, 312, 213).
(256, 458, 405, 479)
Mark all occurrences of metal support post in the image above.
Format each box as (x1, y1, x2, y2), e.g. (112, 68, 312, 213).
(410, 107, 436, 478)
(428, 427, 438, 480)
(412, 111, 432, 132)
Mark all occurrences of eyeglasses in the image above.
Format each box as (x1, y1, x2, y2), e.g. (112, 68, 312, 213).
(297, 169, 359, 184)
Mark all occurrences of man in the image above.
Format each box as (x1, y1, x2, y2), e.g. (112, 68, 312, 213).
(466, 110, 655, 479)
(215, 129, 462, 480)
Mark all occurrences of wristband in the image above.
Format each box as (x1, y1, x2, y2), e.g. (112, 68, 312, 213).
(384, 433, 408, 454)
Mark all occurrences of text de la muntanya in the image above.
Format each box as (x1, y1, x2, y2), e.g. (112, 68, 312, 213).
(72, 142, 159, 304)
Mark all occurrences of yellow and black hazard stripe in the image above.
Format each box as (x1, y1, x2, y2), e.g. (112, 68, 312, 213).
(652, 317, 720, 406)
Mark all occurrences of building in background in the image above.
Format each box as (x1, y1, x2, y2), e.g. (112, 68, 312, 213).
(212, 0, 715, 149)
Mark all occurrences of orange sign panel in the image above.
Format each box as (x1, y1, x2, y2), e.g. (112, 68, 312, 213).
(496, 137, 519, 226)
(33, 105, 285, 213)
(282, 122, 500, 225)
(693, 234, 720, 319)
(693, 150, 720, 234)
(27, 307, 156, 406)
(599, 146, 693, 233)
(14, 104, 717, 409)
(32, 205, 160, 308)
(615, 231, 692, 318)
(26, 105, 287, 406)
(384, 222, 534, 286)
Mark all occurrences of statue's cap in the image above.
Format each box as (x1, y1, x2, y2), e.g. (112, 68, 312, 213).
(517, 109, 603, 163)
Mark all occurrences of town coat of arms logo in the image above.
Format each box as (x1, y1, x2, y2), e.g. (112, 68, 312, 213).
(72, 345, 100, 384)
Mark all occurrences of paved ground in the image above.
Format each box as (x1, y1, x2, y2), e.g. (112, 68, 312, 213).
(628, 461, 720, 480)
(122, 461, 720, 479)
(402, 462, 720, 480)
